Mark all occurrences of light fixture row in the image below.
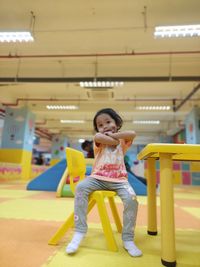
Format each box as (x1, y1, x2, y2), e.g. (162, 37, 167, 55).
(133, 120, 160, 124)
(154, 24, 200, 38)
(79, 81, 124, 88)
(136, 106, 171, 110)
(1, 24, 199, 43)
(0, 31, 34, 42)
(60, 120, 85, 124)
(46, 105, 78, 110)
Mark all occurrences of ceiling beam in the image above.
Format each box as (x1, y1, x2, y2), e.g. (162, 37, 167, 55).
(173, 83, 200, 112)
(1, 50, 200, 59)
(0, 76, 200, 83)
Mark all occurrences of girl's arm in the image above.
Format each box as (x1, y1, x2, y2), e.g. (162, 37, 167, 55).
(94, 133, 120, 146)
(106, 131, 136, 142)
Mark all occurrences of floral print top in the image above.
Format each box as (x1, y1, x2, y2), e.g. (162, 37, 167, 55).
(90, 139, 132, 183)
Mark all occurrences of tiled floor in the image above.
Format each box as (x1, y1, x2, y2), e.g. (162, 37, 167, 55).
(0, 181, 199, 267)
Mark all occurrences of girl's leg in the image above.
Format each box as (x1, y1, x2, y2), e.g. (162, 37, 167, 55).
(74, 177, 104, 233)
(66, 177, 104, 254)
(109, 181, 142, 257)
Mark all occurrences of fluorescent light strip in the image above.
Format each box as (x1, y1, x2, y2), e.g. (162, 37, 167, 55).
(60, 120, 85, 124)
(136, 106, 170, 111)
(80, 81, 124, 88)
(46, 105, 78, 110)
(133, 120, 160, 124)
(0, 31, 34, 42)
(154, 24, 200, 38)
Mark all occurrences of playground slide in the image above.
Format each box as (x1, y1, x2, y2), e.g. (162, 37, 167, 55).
(27, 159, 67, 191)
(127, 171, 147, 196)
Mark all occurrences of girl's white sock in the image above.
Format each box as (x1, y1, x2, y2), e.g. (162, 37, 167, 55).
(66, 232, 85, 254)
(123, 241, 142, 257)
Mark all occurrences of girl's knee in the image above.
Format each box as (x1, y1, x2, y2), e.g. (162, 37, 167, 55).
(76, 181, 87, 193)
(125, 194, 138, 208)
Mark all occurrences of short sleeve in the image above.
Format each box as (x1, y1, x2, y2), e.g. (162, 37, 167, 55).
(93, 142, 103, 156)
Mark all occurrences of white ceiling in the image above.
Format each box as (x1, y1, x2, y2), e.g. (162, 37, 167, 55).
(0, 0, 200, 143)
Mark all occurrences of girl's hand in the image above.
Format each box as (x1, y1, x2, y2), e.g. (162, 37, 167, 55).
(104, 132, 120, 147)
(109, 131, 136, 142)
(105, 131, 117, 139)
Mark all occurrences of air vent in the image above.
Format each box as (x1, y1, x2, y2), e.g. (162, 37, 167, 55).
(87, 89, 114, 99)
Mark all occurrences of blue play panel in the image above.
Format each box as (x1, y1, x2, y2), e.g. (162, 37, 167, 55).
(27, 159, 67, 191)
(127, 172, 147, 196)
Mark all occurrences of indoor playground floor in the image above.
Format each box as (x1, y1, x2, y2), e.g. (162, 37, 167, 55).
(0, 180, 199, 267)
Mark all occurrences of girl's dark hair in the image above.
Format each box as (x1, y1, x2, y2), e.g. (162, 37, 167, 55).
(93, 108, 123, 132)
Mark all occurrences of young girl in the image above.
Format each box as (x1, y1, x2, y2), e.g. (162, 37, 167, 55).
(66, 108, 142, 257)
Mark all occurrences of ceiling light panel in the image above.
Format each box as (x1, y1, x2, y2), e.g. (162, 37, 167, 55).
(80, 81, 124, 88)
(46, 105, 78, 110)
(60, 120, 85, 124)
(133, 120, 160, 124)
(154, 24, 200, 38)
(136, 106, 171, 111)
(0, 31, 34, 42)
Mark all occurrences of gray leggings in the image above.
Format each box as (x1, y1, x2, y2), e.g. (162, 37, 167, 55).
(74, 177, 138, 241)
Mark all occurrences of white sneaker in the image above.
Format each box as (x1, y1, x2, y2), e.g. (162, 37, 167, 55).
(123, 241, 142, 257)
(66, 232, 85, 254)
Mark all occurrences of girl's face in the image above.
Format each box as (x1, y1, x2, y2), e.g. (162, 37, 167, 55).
(95, 113, 118, 134)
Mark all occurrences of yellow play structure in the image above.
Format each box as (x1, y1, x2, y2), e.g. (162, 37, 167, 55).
(49, 147, 122, 251)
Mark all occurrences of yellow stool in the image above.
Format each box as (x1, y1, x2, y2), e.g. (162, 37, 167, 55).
(49, 147, 122, 251)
